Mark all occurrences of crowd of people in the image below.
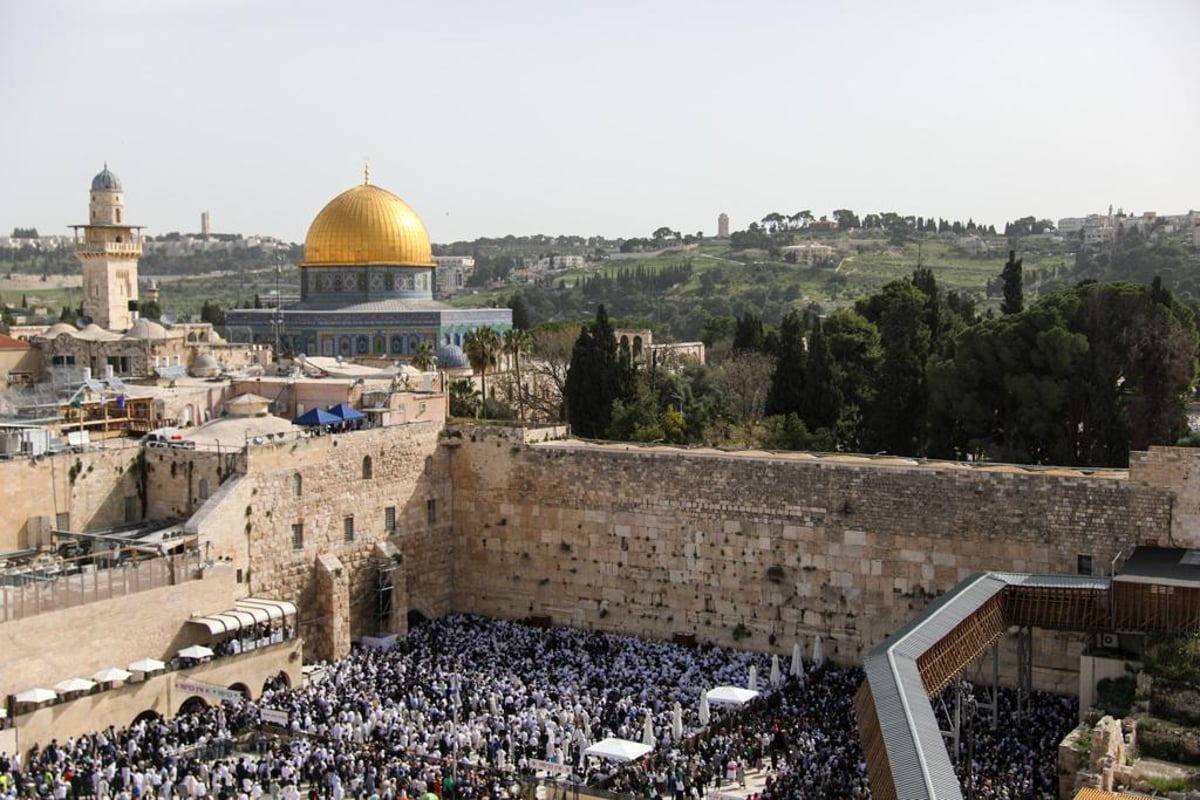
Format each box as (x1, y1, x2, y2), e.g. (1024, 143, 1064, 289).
(0, 614, 1077, 799)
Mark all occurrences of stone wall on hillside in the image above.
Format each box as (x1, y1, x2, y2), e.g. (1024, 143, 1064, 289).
(449, 435, 1174, 691)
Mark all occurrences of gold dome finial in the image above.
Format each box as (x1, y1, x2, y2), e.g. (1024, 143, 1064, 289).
(363, 157, 370, 185)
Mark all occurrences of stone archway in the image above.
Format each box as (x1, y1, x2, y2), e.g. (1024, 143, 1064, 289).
(263, 671, 290, 695)
(178, 696, 210, 716)
(131, 709, 161, 727)
(228, 682, 253, 701)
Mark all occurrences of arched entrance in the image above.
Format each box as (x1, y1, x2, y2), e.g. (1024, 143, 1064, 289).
(407, 608, 429, 629)
(228, 682, 252, 701)
(178, 696, 209, 716)
(263, 671, 290, 695)
(131, 709, 161, 727)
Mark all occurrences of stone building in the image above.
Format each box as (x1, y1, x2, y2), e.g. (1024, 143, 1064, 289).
(227, 171, 510, 359)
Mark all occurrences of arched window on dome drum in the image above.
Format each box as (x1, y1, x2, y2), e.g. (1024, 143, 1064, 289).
(356, 336, 369, 355)
(408, 335, 420, 354)
(391, 335, 404, 354)
(340, 337, 352, 356)
(454, 332, 462, 346)
(444, 334, 451, 345)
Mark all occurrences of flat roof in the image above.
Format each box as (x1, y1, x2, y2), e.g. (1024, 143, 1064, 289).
(1114, 546, 1200, 588)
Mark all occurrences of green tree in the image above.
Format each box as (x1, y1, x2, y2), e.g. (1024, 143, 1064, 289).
(139, 300, 163, 321)
(508, 293, 533, 330)
(502, 327, 533, 421)
(564, 305, 632, 438)
(858, 280, 932, 455)
(463, 326, 502, 413)
(200, 300, 227, 327)
(1001, 250, 1024, 315)
(411, 340, 436, 372)
(823, 309, 882, 451)
(798, 319, 841, 432)
(765, 310, 807, 418)
(732, 312, 765, 353)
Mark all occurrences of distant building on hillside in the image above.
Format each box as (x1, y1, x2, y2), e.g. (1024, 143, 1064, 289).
(433, 255, 475, 298)
(201, 211, 211, 236)
(717, 213, 730, 238)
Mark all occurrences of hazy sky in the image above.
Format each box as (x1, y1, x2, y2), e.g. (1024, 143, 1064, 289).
(2, 1, 1196, 244)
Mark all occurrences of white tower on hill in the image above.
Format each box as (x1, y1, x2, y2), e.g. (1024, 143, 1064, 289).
(72, 165, 143, 331)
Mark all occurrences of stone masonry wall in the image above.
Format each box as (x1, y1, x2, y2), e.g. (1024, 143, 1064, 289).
(186, 423, 451, 661)
(1129, 446, 1200, 548)
(0, 446, 141, 552)
(449, 435, 1174, 691)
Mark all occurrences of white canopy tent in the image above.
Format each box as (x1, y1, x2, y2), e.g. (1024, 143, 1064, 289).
(14, 688, 56, 704)
(705, 686, 760, 707)
(53, 678, 96, 694)
(584, 738, 653, 763)
(92, 667, 133, 683)
(128, 658, 166, 673)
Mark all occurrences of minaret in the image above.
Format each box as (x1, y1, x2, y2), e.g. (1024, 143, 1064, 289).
(72, 164, 143, 331)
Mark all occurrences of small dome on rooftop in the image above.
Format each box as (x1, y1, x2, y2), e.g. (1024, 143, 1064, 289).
(436, 344, 470, 369)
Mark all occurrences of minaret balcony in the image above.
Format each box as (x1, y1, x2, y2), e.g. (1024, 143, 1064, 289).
(75, 241, 143, 257)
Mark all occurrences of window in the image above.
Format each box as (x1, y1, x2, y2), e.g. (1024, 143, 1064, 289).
(198, 478, 209, 500)
(384, 506, 396, 532)
(292, 523, 304, 551)
(362, 456, 373, 479)
(1077, 554, 1093, 576)
(293, 473, 302, 497)
(343, 516, 355, 543)
(426, 499, 437, 525)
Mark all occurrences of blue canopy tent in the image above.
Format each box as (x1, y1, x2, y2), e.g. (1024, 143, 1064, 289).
(293, 407, 340, 427)
(327, 402, 365, 422)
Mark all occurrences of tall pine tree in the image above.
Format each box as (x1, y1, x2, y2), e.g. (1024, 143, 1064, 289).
(564, 305, 632, 438)
(765, 310, 807, 417)
(1001, 250, 1024, 315)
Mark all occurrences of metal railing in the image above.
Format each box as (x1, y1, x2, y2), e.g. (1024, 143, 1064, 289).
(0, 550, 202, 623)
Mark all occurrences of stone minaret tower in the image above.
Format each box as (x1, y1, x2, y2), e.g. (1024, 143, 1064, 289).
(717, 212, 730, 238)
(73, 165, 142, 331)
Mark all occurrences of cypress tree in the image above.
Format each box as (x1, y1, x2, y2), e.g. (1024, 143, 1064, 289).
(1001, 250, 1024, 315)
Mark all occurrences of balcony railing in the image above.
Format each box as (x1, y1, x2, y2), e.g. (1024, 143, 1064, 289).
(75, 241, 142, 256)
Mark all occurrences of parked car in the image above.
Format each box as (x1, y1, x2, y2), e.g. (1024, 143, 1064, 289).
(141, 427, 195, 449)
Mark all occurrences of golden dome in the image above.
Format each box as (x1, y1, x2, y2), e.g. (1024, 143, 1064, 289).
(301, 183, 434, 267)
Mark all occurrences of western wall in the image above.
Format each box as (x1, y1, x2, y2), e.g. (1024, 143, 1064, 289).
(447, 428, 1182, 692)
(4, 423, 1197, 700)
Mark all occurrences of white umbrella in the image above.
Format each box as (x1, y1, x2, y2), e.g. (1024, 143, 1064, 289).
(748, 664, 758, 692)
(672, 703, 683, 741)
(812, 635, 824, 667)
(178, 645, 214, 660)
(14, 687, 56, 704)
(128, 658, 166, 673)
(92, 667, 133, 683)
(790, 642, 803, 677)
(641, 713, 656, 748)
(770, 654, 782, 688)
(698, 689, 710, 726)
(53, 677, 96, 694)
